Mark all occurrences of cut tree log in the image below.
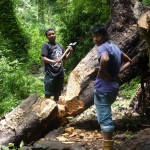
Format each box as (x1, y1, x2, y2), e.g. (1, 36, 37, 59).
(0, 95, 60, 145)
(0, 94, 85, 146)
(60, 45, 98, 109)
(0, 0, 149, 146)
(138, 10, 150, 29)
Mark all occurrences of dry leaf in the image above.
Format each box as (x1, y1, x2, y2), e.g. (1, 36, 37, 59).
(56, 136, 68, 141)
(64, 127, 75, 134)
(79, 133, 85, 138)
(69, 132, 78, 137)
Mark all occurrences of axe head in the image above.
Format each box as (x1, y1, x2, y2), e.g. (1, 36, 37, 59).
(69, 42, 77, 47)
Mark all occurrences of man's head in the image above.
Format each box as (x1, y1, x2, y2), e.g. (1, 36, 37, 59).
(91, 24, 108, 46)
(45, 28, 56, 43)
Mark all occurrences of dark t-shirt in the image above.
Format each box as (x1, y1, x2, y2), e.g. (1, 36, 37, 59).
(41, 42, 65, 77)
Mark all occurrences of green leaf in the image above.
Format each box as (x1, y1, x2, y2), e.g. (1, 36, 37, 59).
(1, 145, 9, 150)
(8, 143, 15, 148)
(20, 140, 24, 148)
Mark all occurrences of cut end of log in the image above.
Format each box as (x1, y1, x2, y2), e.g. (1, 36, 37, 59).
(32, 98, 57, 120)
(58, 97, 84, 117)
(138, 11, 150, 29)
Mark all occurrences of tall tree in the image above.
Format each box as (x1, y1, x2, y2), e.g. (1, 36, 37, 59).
(0, 0, 29, 60)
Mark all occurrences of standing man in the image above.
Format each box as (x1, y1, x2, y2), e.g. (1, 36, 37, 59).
(91, 24, 132, 150)
(41, 28, 72, 101)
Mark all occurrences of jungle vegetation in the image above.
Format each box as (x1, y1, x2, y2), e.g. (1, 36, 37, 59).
(0, 0, 148, 115)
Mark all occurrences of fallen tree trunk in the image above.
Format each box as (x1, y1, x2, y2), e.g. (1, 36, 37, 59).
(0, 94, 85, 146)
(0, 0, 149, 146)
(62, 0, 149, 103)
(0, 95, 60, 145)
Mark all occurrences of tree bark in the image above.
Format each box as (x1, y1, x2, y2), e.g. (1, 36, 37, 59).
(130, 11, 150, 115)
(0, 95, 61, 145)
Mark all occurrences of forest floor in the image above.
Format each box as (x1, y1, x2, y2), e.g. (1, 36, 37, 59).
(25, 96, 150, 150)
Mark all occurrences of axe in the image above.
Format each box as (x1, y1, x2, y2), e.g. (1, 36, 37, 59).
(54, 42, 77, 67)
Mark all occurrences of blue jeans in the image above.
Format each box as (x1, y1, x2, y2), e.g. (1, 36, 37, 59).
(94, 90, 117, 132)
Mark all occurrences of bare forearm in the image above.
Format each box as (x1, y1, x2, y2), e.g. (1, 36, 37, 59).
(119, 61, 131, 73)
(97, 52, 112, 80)
(41, 56, 56, 65)
(120, 52, 132, 73)
(97, 68, 112, 80)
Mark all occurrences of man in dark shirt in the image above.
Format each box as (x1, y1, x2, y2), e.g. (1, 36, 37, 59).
(41, 28, 72, 101)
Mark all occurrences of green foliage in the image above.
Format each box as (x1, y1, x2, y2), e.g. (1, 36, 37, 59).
(56, 0, 110, 74)
(0, 0, 47, 115)
(119, 78, 140, 99)
(0, 0, 29, 61)
(124, 130, 133, 139)
(14, 0, 56, 67)
(1, 141, 24, 150)
(0, 57, 43, 115)
(1, 145, 9, 150)
(25, 24, 46, 67)
(143, 0, 150, 5)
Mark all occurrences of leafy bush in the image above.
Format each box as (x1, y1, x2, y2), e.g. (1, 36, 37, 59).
(143, 0, 150, 5)
(0, 57, 43, 115)
(119, 78, 140, 99)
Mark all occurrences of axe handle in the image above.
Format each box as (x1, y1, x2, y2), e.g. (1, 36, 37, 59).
(54, 47, 71, 66)
(59, 46, 70, 61)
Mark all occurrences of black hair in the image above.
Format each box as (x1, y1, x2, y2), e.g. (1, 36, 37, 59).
(91, 24, 108, 36)
(45, 28, 55, 36)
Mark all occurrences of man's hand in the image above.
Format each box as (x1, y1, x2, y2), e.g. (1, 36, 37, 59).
(55, 58, 61, 63)
(97, 52, 112, 80)
(97, 68, 113, 80)
(67, 45, 73, 51)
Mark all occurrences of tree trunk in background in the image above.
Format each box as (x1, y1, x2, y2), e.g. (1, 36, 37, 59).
(109, 0, 149, 85)
(0, 0, 149, 146)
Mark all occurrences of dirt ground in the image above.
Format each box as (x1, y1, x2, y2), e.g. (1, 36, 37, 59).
(30, 103, 150, 150)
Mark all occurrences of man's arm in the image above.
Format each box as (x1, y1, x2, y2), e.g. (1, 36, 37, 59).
(119, 52, 132, 73)
(41, 55, 59, 65)
(97, 52, 112, 80)
(41, 44, 59, 65)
